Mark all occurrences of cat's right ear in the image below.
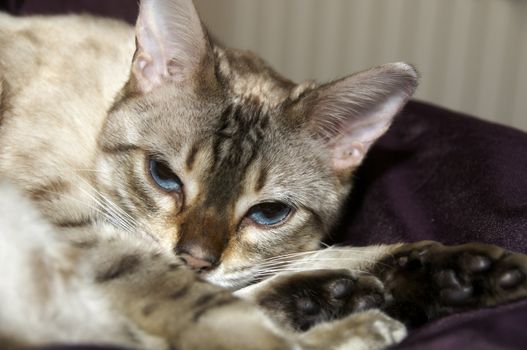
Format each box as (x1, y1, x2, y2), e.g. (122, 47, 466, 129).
(131, 0, 211, 93)
(299, 62, 418, 177)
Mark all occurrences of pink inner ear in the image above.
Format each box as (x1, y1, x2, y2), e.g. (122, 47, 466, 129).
(330, 137, 366, 172)
(307, 63, 418, 174)
(132, 0, 208, 93)
(133, 52, 163, 93)
(326, 92, 410, 173)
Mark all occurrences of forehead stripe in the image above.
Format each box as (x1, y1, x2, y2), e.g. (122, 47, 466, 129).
(185, 142, 200, 171)
(255, 166, 267, 192)
(100, 143, 140, 154)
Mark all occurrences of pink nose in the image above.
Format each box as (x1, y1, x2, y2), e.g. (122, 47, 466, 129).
(180, 253, 213, 271)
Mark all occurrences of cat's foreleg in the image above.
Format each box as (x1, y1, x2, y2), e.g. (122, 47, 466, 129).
(93, 240, 405, 350)
(78, 232, 408, 350)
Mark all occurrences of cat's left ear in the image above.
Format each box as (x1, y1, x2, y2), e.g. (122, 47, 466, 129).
(303, 62, 418, 174)
(132, 0, 211, 93)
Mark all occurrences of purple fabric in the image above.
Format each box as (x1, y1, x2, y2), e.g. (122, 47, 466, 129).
(335, 101, 527, 349)
(332, 100, 527, 253)
(1, 2, 526, 349)
(389, 298, 527, 350)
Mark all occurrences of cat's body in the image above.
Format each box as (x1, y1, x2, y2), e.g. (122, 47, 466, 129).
(0, 11, 407, 349)
(1, 1, 526, 349)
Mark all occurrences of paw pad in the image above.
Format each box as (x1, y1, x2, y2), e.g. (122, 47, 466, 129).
(327, 277, 355, 299)
(498, 269, 525, 290)
(295, 297, 320, 316)
(259, 270, 385, 331)
(461, 254, 492, 273)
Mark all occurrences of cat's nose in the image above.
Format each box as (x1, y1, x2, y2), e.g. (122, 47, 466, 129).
(179, 252, 213, 272)
(175, 243, 219, 272)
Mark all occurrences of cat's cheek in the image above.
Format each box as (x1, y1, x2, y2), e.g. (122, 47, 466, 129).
(241, 225, 283, 246)
(95, 157, 118, 189)
(154, 194, 181, 213)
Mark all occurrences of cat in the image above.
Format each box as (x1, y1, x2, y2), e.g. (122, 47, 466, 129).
(0, 0, 526, 349)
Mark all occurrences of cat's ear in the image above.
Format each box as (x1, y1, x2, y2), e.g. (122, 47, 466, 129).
(132, 0, 210, 93)
(304, 62, 418, 174)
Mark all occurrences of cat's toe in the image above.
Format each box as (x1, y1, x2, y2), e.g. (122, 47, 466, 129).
(434, 269, 473, 305)
(439, 245, 527, 307)
(327, 277, 354, 299)
(257, 269, 385, 331)
(498, 268, 525, 289)
(460, 253, 492, 273)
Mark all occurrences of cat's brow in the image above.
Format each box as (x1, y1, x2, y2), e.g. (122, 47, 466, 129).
(185, 142, 200, 171)
(255, 166, 267, 192)
(100, 144, 140, 154)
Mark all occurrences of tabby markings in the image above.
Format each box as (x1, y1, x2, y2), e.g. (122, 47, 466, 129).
(192, 293, 238, 321)
(101, 144, 140, 154)
(54, 218, 92, 228)
(96, 255, 141, 282)
(28, 180, 70, 202)
(169, 285, 190, 300)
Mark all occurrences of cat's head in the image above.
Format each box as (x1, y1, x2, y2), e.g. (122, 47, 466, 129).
(97, 0, 418, 288)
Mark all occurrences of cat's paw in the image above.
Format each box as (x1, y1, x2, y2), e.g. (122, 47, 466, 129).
(382, 241, 527, 325)
(300, 310, 407, 350)
(256, 269, 385, 331)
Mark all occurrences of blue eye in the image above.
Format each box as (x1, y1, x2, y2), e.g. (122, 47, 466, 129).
(247, 202, 292, 226)
(149, 158, 183, 193)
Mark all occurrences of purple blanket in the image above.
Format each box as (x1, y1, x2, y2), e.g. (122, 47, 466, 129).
(3, 1, 526, 349)
(334, 101, 527, 253)
(342, 101, 527, 349)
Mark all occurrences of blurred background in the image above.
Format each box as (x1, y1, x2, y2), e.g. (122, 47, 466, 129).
(193, 0, 527, 131)
(4, 0, 526, 131)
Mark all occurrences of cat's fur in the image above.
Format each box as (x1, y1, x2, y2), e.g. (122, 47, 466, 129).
(1, 1, 526, 349)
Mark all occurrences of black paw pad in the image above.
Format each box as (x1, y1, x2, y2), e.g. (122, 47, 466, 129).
(498, 269, 525, 290)
(435, 269, 462, 289)
(259, 270, 385, 331)
(434, 269, 473, 305)
(295, 297, 321, 316)
(439, 286, 474, 305)
(327, 277, 355, 299)
(461, 254, 492, 273)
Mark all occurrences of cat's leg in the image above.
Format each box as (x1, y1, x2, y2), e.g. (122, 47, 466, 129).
(237, 268, 386, 332)
(92, 239, 406, 350)
(52, 232, 302, 350)
(239, 242, 527, 329)
(299, 309, 406, 350)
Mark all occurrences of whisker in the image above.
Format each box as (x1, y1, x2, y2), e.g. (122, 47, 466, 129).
(253, 267, 372, 278)
(261, 248, 382, 264)
(256, 257, 387, 271)
(75, 184, 159, 243)
(26, 186, 132, 233)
